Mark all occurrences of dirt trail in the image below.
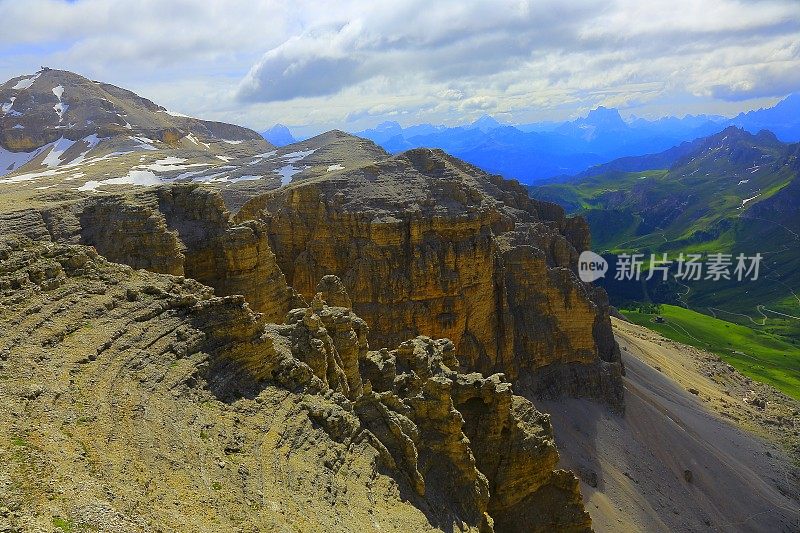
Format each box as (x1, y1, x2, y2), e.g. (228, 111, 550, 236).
(537, 318, 800, 533)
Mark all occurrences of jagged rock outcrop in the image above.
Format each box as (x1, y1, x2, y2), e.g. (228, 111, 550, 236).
(0, 162, 623, 407)
(0, 184, 300, 323)
(235, 149, 623, 406)
(317, 274, 353, 308)
(359, 337, 591, 532)
(0, 237, 590, 532)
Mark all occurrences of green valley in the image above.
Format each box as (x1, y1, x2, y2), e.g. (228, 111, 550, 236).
(531, 125, 800, 367)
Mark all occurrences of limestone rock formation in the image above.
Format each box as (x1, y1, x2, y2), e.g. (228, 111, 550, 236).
(1, 157, 623, 408)
(0, 236, 591, 532)
(0, 184, 301, 323)
(359, 337, 591, 532)
(236, 148, 623, 406)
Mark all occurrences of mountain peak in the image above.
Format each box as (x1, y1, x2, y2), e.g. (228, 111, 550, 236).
(0, 68, 263, 152)
(775, 92, 800, 112)
(375, 120, 402, 130)
(469, 115, 502, 132)
(261, 123, 296, 147)
(584, 106, 626, 128)
(673, 125, 785, 170)
(709, 125, 755, 143)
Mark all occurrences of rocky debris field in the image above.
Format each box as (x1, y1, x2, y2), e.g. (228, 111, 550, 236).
(614, 319, 800, 463)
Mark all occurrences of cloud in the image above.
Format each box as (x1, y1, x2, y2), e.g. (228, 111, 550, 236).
(222, 0, 800, 132)
(234, 0, 604, 102)
(438, 89, 465, 101)
(692, 36, 800, 101)
(0, 0, 292, 73)
(237, 22, 369, 102)
(0, 0, 797, 130)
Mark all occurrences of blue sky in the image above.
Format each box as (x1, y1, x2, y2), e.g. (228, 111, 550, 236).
(0, 0, 798, 136)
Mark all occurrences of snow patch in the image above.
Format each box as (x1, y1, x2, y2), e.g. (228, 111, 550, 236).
(742, 194, 761, 207)
(83, 151, 136, 164)
(12, 72, 41, 91)
(0, 135, 102, 178)
(1, 97, 16, 115)
(0, 168, 58, 184)
(230, 175, 262, 183)
(326, 164, 345, 172)
(186, 133, 210, 149)
(53, 85, 69, 122)
(128, 136, 159, 151)
(281, 149, 315, 163)
(159, 109, 193, 118)
(191, 172, 229, 183)
(248, 151, 277, 165)
(276, 164, 301, 185)
(53, 102, 69, 122)
(0, 145, 44, 177)
(221, 139, 244, 145)
(67, 135, 101, 166)
(140, 156, 209, 173)
(146, 156, 185, 167)
(78, 170, 164, 192)
(42, 137, 76, 168)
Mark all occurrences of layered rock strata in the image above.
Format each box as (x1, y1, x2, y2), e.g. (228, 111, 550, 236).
(0, 161, 623, 408)
(0, 236, 590, 532)
(235, 149, 623, 406)
(0, 185, 300, 323)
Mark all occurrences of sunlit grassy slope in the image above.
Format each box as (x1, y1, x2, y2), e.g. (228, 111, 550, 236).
(623, 304, 800, 400)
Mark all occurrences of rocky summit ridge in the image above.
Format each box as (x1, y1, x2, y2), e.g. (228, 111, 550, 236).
(236, 148, 622, 404)
(0, 68, 264, 151)
(0, 69, 623, 531)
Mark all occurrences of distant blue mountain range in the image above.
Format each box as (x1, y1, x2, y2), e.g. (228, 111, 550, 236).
(357, 107, 725, 182)
(262, 94, 800, 183)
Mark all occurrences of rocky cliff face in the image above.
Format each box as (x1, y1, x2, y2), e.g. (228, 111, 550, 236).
(0, 236, 590, 532)
(1, 149, 623, 409)
(0, 184, 300, 323)
(236, 149, 623, 406)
